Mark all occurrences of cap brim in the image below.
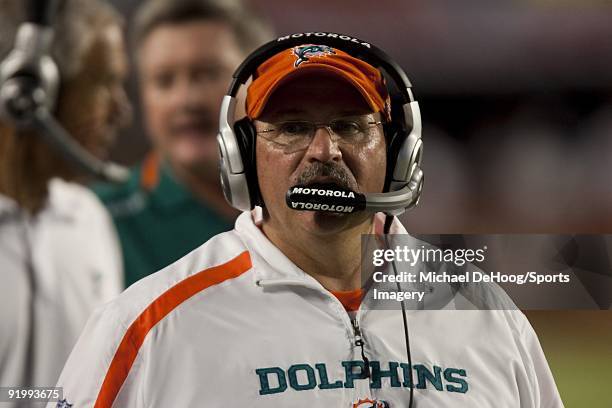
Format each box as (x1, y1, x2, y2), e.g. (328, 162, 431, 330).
(250, 65, 381, 119)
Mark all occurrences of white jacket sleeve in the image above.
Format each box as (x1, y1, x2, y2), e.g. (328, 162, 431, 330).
(515, 313, 565, 408)
(48, 303, 142, 408)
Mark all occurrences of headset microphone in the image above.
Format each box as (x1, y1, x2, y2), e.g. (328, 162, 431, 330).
(0, 0, 129, 183)
(286, 167, 423, 216)
(286, 185, 366, 213)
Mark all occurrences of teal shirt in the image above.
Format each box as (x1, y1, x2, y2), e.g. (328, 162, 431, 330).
(93, 155, 234, 287)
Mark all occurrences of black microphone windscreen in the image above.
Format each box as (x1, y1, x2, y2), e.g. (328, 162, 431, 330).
(285, 184, 366, 214)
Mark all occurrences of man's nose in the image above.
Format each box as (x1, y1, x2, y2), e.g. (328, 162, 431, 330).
(174, 80, 201, 108)
(303, 126, 342, 163)
(168, 76, 209, 113)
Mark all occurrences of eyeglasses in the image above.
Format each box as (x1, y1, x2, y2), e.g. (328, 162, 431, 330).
(256, 115, 383, 153)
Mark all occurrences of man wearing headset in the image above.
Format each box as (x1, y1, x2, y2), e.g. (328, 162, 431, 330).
(54, 34, 562, 407)
(0, 0, 129, 400)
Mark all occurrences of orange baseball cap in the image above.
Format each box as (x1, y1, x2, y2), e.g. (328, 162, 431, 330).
(246, 44, 390, 120)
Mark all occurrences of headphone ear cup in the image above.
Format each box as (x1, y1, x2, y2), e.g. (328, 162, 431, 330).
(383, 122, 404, 191)
(383, 120, 424, 209)
(233, 117, 262, 208)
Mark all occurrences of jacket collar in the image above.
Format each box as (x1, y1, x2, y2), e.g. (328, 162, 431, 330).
(235, 207, 309, 284)
(234, 207, 408, 286)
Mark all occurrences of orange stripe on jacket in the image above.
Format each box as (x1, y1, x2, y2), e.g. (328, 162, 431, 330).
(94, 251, 252, 408)
(140, 152, 160, 191)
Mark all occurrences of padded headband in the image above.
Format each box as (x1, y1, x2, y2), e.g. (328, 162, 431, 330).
(226, 32, 415, 105)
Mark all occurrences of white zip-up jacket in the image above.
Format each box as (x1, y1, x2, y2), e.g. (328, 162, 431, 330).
(53, 209, 563, 408)
(0, 179, 122, 407)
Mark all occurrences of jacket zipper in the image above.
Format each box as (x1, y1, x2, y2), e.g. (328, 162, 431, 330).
(258, 278, 372, 377)
(351, 318, 371, 378)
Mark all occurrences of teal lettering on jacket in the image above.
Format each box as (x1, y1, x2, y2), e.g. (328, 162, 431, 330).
(255, 361, 469, 396)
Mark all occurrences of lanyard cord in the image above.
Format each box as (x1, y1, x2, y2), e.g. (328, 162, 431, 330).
(18, 214, 36, 408)
(383, 214, 414, 408)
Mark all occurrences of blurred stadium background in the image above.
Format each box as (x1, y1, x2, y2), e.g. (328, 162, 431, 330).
(108, 1, 612, 406)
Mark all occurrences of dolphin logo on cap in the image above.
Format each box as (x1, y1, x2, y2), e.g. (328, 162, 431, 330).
(292, 44, 336, 67)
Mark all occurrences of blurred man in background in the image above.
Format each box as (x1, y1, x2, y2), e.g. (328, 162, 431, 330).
(0, 0, 130, 399)
(95, 0, 272, 287)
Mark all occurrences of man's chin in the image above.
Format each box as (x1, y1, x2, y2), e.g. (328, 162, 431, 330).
(296, 210, 353, 235)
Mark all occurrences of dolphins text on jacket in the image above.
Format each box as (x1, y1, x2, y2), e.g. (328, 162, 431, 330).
(256, 361, 469, 395)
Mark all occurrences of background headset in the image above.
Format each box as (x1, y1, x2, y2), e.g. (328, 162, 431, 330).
(0, 0, 129, 183)
(217, 31, 424, 217)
